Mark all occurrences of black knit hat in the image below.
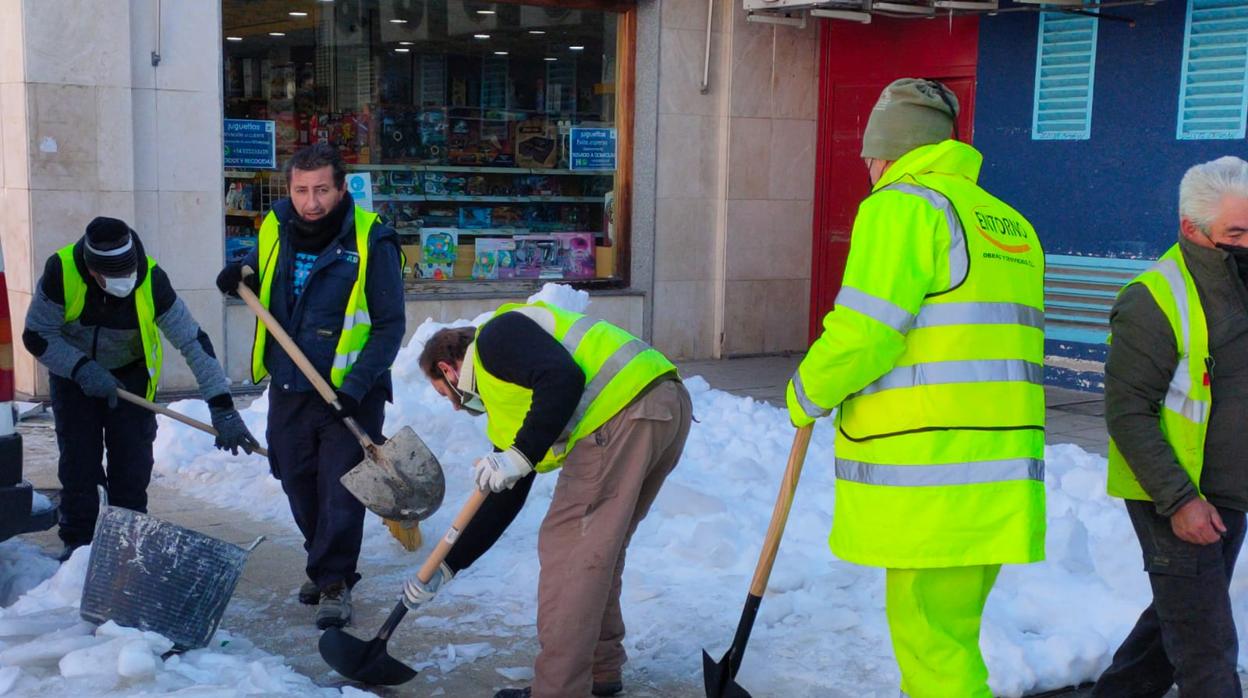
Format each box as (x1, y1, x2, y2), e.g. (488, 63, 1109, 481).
(83, 217, 138, 276)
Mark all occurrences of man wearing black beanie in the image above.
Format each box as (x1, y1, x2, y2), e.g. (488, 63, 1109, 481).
(23, 216, 258, 561)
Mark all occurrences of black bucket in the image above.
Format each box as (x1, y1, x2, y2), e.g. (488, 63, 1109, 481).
(79, 499, 263, 651)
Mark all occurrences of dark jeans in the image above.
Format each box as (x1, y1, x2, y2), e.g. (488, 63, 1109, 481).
(50, 368, 157, 546)
(1092, 499, 1246, 698)
(266, 386, 385, 591)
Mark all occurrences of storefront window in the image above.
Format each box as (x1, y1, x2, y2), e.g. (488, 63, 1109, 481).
(222, 0, 630, 288)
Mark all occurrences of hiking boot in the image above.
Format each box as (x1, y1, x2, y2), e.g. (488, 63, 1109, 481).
(493, 689, 531, 698)
(315, 583, 351, 629)
(298, 579, 319, 605)
(593, 679, 624, 696)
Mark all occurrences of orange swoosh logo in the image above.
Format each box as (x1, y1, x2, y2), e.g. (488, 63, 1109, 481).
(977, 226, 1032, 254)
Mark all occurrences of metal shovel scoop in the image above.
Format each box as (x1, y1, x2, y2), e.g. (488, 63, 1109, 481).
(237, 268, 445, 521)
(320, 489, 488, 685)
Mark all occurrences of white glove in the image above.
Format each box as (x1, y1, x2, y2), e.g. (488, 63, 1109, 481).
(402, 561, 454, 610)
(473, 448, 533, 493)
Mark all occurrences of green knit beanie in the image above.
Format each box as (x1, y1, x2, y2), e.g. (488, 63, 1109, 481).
(860, 78, 959, 161)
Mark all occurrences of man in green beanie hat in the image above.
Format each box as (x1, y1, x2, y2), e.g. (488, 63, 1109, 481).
(784, 78, 1046, 697)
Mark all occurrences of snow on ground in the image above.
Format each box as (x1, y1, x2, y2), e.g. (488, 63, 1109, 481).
(128, 283, 1242, 696)
(0, 544, 372, 696)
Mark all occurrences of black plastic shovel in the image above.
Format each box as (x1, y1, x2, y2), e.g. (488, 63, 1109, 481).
(320, 489, 488, 685)
(703, 425, 813, 697)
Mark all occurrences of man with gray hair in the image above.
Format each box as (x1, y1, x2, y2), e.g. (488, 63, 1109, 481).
(1096, 156, 1248, 696)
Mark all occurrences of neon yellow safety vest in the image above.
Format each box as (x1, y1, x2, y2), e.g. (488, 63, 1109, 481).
(471, 301, 677, 472)
(57, 245, 162, 401)
(1107, 244, 1210, 500)
(251, 206, 381, 388)
(787, 140, 1047, 569)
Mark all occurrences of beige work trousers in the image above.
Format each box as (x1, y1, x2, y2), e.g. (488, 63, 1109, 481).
(532, 379, 692, 698)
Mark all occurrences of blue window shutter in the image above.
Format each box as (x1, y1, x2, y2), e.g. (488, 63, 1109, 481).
(1177, 0, 1248, 140)
(1032, 13, 1098, 140)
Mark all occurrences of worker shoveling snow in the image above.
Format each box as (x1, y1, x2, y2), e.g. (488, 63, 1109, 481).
(31, 283, 1238, 696)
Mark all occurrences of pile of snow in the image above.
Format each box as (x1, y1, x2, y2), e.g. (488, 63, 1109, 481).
(137, 283, 1245, 696)
(0, 544, 371, 696)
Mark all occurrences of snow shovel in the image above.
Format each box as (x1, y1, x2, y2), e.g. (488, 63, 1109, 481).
(116, 388, 271, 458)
(237, 267, 445, 524)
(702, 424, 813, 698)
(320, 487, 488, 685)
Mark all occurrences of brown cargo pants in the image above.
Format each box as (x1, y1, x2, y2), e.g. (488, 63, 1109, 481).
(532, 379, 693, 698)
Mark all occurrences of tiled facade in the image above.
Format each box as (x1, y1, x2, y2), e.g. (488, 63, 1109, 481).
(1, 0, 820, 397)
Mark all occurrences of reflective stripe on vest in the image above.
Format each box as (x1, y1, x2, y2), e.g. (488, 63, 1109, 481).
(791, 371, 831, 421)
(854, 359, 1044, 398)
(474, 302, 677, 470)
(251, 206, 382, 388)
(836, 456, 1044, 487)
(1107, 244, 1211, 501)
(884, 183, 969, 290)
(1152, 257, 1210, 424)
(57, 245, 163, 400)
(492, 304, 654, 456)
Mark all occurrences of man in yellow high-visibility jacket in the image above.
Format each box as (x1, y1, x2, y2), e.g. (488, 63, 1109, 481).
(786, 79, 1046, 697)
(408, 304, 691, 698)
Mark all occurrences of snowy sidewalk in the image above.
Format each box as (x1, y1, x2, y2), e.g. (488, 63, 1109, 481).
(11, 347, 1235, 697)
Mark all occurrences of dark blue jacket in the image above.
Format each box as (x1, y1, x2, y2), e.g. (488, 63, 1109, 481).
(242, 194, 406, 402)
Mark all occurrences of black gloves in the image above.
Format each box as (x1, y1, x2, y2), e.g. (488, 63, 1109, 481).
(216, 263, 260, 298)
(209, 406, 260, 456)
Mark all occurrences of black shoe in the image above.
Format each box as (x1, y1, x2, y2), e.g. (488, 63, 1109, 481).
(55, 544, 82, 563)
(592, 680, 623, 696)
(315, 583, 351, 629)
(493, 688, 531, 698)
(299, 579, 319, 605)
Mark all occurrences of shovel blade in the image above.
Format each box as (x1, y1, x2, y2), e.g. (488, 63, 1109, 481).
(341, 426, 445, 521)
(702, 649, 753, 698)
(319, 627, 418, 686)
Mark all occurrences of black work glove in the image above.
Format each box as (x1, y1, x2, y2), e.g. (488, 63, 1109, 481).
(209, 406, 260, 456)
(216, 263, 259, 298)
(333, 390, 359, 420)
(72, 360, 120, 409)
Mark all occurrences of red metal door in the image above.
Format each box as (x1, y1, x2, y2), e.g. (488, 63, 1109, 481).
(809, 18, 980, 341)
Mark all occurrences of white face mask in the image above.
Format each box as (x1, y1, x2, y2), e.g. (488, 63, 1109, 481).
(101, 273, 137, 298)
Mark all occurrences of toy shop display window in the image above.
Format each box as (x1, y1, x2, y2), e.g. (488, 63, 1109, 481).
(222, 0, 636, 291)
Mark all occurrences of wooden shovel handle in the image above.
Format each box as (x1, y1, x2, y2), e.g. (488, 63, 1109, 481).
(237, 266, 375, 453)
(116, 388, 269, 458)
(748, 425, 813, 597)
(416, 488, 488, 584)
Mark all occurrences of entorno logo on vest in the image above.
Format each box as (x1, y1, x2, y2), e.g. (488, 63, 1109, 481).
(973, 206, 1031, 255)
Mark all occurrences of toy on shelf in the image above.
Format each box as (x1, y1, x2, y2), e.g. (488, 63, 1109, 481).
(554, 232, 596, 279)
(418, 228, 458, 280)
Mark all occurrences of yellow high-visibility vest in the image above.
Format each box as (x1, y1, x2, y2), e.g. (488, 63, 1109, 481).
(251, 206, 379, 388)
(787, 140, 1047, 568)
(472, 301, 677, 472)
(1107, 243, 1210, 500)
(57, 245, 162, 400)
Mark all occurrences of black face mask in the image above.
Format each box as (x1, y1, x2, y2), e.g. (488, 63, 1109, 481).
(1216, 242, 1248, 286)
